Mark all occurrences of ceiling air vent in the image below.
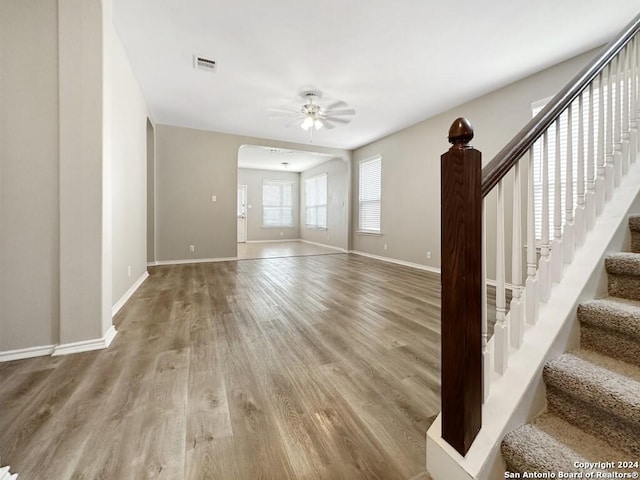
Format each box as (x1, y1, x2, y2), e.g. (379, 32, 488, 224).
(194, 55, 217, 73)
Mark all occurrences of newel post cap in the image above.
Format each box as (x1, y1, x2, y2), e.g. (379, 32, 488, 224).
(448, 117, 474, 149)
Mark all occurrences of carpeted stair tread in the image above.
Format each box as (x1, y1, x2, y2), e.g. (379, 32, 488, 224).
(502, 413, 629, 474)
(605, 252, 640, 275)
(543, 350, 640, 425)
(578, 297, 640, 338)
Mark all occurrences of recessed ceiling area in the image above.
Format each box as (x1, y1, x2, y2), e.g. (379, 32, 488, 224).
(238, 145, 336, 172)
(112, 0, 639, 150)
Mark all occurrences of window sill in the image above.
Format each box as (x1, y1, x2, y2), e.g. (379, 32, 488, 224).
(356, 230, 382, 236)
(305, 227, 328, 231)
(261, 225, 295, 229)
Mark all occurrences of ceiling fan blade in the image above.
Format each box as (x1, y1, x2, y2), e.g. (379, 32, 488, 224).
(323, 108, 356, 116)
(323, 116, 351, 124)
(320, 119, 336, 130)
(323, 100, 348, 111)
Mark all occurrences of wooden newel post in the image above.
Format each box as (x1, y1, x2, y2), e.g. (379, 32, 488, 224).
(440, 117, 482, 456)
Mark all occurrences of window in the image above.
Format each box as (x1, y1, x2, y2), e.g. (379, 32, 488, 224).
(262, 180, 293, 227)
(358, 156, 382, 233)
(532, 84, 604, 241)
(305, 173, 327, 229)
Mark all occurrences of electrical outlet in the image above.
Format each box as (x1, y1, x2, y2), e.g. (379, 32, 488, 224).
(127, 265, 132, 277)
(211, 195, 217, 202)
(190, 245, 195, 253)
(384, 243, 388, 251)
(427, 251, 431, 259)
(280, 231, 284, 236)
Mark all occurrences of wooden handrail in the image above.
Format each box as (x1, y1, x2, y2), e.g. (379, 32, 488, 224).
(481, 12, 640, 198)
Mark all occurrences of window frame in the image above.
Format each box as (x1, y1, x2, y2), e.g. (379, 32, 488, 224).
(357, 155, 382, 235)
(304, 173, 328, 230)
(261, 179, 294, 228)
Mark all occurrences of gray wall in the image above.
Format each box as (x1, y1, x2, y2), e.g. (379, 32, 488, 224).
(300, 158, 350, 250)
(108, 13, 149, 306)
(352, 47, 601, 272)
(237, 168, 301, 242)
(0, 0, 148, 353)
(147, 120, 156, 263)
(154, 124, 349, 262)
(0, 0, 61, 350)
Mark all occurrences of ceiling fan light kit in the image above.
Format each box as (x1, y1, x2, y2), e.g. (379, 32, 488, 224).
(269, 90, 356, 142)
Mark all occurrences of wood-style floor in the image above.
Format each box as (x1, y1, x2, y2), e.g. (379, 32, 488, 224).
(0, 254, 441, 479)
(237, 241, 342, 260)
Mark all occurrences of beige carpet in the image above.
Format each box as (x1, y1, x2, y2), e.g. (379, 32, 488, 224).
(502, 214, 640, 475)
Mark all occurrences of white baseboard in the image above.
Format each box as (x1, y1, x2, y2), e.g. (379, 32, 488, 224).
(349, 250, 442, 274)
(153, 257, 238, 266)
(0, 344, 56, 363)
(112, 271, 149, 317)
(299, 239, 348, 252)
(245, 239, 302, 244)
(52, 325, 117, 357)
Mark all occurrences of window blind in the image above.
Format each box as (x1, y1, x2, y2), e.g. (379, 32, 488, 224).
(532, 84, 607, 241)
(262, 180, 294, 227)
(305, 173, 327, 229)
(359, 156, 382, 233)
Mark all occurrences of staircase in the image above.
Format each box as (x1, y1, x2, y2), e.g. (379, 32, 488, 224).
(502, 215, 640, 475)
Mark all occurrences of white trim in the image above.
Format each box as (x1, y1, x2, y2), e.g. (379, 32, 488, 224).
(0, 344, 56, 363)
(153, 257, 238, 266)
(52, 325, 117, 357)
(246, 239, 301, 244)
(299, 239, 348, 252)
(356, 230, 383, 236)
(349, 250, 441, 274)
(112, 271, 149, 317)
(0, 465, 18, 480)
(147, 261, 157, 267)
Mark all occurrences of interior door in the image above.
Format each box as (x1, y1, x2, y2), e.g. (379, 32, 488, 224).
(237, 185, 247, 242)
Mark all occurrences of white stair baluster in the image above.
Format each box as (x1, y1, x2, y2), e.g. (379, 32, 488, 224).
(576, 92, 586, 245)
(630, 36, 638, 164)
(564, 103, 575, 262)
(551, 120, 564, 282)
(526, 147, 538, 325)
(539, 131, 552, 303)
(606, 61, 615, 200)
(597, 71, 607, 213)
(586, 82, 597, 230)
(510, 162, 523, 348)
(494, 180, 508, 374)
(482, 201, 490, 401)
(622, 45, 631, 175)
(614, 52, 623, 187)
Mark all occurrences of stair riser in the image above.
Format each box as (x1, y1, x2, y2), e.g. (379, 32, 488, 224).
(608, 274, 640, 300)
(546, 386, 640, 457)
(631, 230, 640, 254)
(581, 326, 640, 367)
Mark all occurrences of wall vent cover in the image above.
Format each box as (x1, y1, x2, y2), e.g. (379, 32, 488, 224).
(194, 55, 217, 72)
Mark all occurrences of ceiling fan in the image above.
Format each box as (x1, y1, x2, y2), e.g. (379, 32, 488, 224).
(269, 91, 356, 140)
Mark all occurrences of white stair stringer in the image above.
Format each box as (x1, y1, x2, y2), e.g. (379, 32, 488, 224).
(426, 159, 640, 480)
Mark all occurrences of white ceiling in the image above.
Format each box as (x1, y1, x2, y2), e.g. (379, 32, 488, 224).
(113, 0, 639, 150)
(238, 145, 336, 172)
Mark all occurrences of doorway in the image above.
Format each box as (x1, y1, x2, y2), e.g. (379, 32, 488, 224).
(237, 185, 247, 243)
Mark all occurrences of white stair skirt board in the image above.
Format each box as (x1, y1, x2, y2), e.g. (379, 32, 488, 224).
(52, 325, 117, 357)
(299, 239, 348, 252)
(0, 344, 56, 363)
(0, 465, 18, 479)
(426, 158, 640, 480)
(153, 257, 238, 266)
(112, 271, 149, 317)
